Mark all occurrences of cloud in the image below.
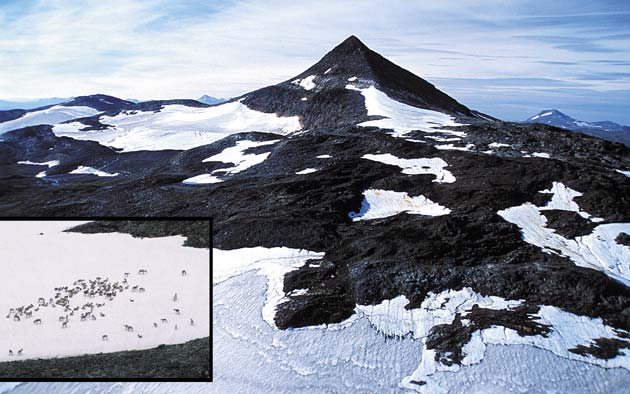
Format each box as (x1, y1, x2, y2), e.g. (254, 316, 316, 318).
(0, 0, 629, 122)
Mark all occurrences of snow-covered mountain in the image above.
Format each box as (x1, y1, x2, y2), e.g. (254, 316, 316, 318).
(525, 109, 630, 146)
(1, 36, 630, 392)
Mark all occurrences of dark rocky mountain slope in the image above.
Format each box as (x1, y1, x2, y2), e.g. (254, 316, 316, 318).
(1, 36, 629, 388)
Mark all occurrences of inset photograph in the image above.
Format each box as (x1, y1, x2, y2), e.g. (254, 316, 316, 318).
(0, 219, 210, 380)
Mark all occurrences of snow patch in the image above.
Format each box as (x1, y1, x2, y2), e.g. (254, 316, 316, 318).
(616, 169, 630, 178)
(292, 75, 316, 91)
(316, 154, 332, 159)
(69, 166, 118, 177)
(17, 160, 60, 168)
(435, 143, 474, 151)
(425, 136, 462, 142)
(539, 182, 596, 219)
(184, 140, 278, 185)
(488, 142, 510, 148)
(182, 174, 223, 185)
(349, 189, 451, 221)
(346, 85, 466, 137)
(296, 168, 318, 175)
(362, 153, 455, 183)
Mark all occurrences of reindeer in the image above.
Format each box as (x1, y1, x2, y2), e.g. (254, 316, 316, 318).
(130, 298, 135, 303)
(173, 293, 178, 302)
(175, 324, 178, 330)
(124, 325, 134, 332)
(139, 287, 145, 293)
(131, 285, 139, 292)
(62, 321, 68, 329)
(38, 297, 45, 305)
(91, 315, 96, 321)
(138, 269, 147, 275)
(33, 319, 42, 324)
(190, 318, 194, 326)
(17, 349, 22, 356)
(13, 315, 20, 322)
(102, 334, 108, 341)
(137, 333, 143, 339)
(100, 312, 105, 317)
(124, 272, 130, 277)
(173, 308, 180, 315)
(8, 350, 13, 356)
(153, 322, 158, 328)
(181, 270, 187, 276)
(160, 318, 168, 324)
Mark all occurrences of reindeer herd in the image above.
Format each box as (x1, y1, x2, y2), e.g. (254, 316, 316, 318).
(6, 268, 196, 358)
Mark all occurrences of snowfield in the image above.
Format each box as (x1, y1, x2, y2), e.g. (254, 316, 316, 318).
(210, 246, 630, 393)
(52, 102, 300, 152)
(0, 221, 209, 362)
(0, 106, 102, 134)
(349, 189, 451, 221)
(346, 84, 466, 137)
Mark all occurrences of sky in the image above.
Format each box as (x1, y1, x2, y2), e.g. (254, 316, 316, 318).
(0, 0, 629, 123)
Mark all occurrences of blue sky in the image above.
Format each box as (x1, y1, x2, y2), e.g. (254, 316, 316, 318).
(0, 0, 629, 123)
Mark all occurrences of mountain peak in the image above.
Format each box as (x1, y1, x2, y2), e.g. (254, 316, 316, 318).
(526, 109, 573, 123)
(328, 35, 371, 55)
(281, 35, 475, 117)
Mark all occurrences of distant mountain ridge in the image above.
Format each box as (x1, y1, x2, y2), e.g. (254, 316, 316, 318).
(525, 109, 630, 146)
(0, 97, 68, 111)
(198, 95, 227, 105)
(0, 94, 210, 134)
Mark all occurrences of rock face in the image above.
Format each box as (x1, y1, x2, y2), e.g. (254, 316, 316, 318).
(1, 36, 630, 388)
